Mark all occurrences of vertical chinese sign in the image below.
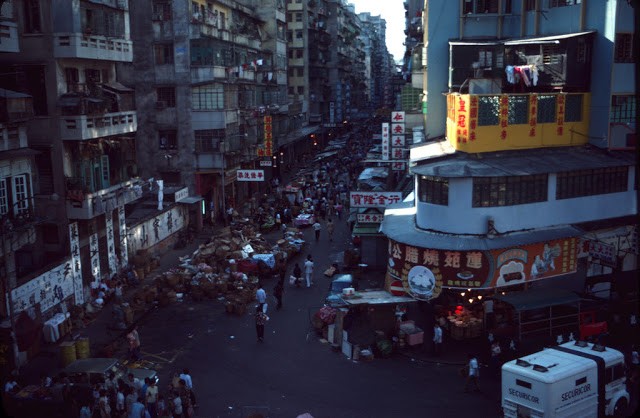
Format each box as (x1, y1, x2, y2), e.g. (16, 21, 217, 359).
(529, 94, 538, 137)
(391, 111, 405, 171)
(68, 222, 84, 304)
(89, 233, 100, 283)
(499, 94, 508, 140)
(105, 210, 117, 277)
(469, 96, 478, 141)
(381, 123, 390, 160)
(456, 95, 468, 143)
(117, 206, 128, 270)
(263, 115, 273, 157)
(556, 94, 565, 137)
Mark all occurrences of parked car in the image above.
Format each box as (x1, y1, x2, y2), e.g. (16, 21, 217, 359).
(62, 357, 158, 388)
(325, 274, 356, 306)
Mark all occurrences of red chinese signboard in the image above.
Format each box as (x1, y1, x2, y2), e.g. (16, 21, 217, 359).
(456, 97, 468, 143)
(349, 191, 402, 208)
(556, 94, 565, 136)
(469, 96, 478, 142)
(263, 116, 273, 157)
(499, 94, 508, 140)
(529, 94, 537, 137)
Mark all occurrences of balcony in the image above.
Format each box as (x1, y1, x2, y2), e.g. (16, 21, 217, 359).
(60, 111, 137, 141)
(0, 18, 19, 52)
(445, 92, 591, 153)
(195, 152, 224, 170)
(65, 178, 145, 220)
(0, 89, 34, 123)
(53, 33, 133, 62)
(191, 23, 231, 42)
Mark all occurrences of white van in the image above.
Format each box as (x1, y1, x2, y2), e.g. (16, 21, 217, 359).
(502, 341, 629, 417)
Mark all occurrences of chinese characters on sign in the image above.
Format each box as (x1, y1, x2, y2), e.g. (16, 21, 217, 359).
(391, 162, 406, 171)
(11, 261, 75, 314)
(236, 169, 265, 182)
(90, 233, 100, 283)
(381, 123, 390, 160)
(259, 160, 272, 167)
(106, 211, 117, 277)
(263, 115, 273, 157)
(391, 112, 405, 171)
(117, 206, 128, 269)
(356, 213, 384, 223)
(556, 94, 565, 136)
(469, 96, 478, 141)
(529, 94, 538, 137)
(499, 94, 508, 140)
(588, 240, 617, 267)
(350, 192, 402, 208)
(68, 222, 84, 304)
(391, 111, 405, 123)
(456, 96, 468, 143)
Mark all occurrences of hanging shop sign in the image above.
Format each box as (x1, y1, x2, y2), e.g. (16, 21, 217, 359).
(357, 213, 384, 223)
(90, 233, 101, 283)
(68, 222, 84, 304)
(349, 191, 402, 208)
(556, 94, 565, 136)
(259, 160, 272, 167)
(236, 169, 265, 182)
(391, 111, 406, 123)
(11, 261, 75, 314)
(529, 94, 538, 137)
(263, 116, 273, 157)
(106, 210, 118, 277)
(499, 94, 508, 141)
(381, 123, 390, 161)
(117, 206, 128, 269)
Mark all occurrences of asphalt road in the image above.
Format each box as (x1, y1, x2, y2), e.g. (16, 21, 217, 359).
(133, 216, 502, 418)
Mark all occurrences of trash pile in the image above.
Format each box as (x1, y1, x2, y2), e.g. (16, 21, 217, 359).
(130, 223, 306, 315)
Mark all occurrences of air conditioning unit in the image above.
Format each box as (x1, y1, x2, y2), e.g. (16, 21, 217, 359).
(156, 101, 166, 109)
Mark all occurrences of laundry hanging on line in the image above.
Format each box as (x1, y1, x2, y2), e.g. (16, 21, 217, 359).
(505, 65, 539, 87)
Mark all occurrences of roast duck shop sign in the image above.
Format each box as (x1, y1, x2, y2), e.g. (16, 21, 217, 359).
(386, 237, 578, 299)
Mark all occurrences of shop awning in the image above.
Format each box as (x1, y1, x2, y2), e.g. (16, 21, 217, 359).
(353, 224, 382, 236)
(177, 196, 204, 204)
(343, 290, 417, 306)
(491, 288, 581, 311)
(503, 31, 595, 45)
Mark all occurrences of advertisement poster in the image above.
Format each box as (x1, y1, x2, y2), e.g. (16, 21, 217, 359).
(68, 222, 84, 304)
(117, 206, 128, 269)
(90, 233, 101, 283)
(11, 261, 75, 313)
(106, 211, 118, 277)
(349, 191, 402, 208)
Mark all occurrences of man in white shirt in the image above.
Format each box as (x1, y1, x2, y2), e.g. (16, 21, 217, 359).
(432, 323, 443, 356)
(304, 255, 314, 288)
(312, 221, 322, 241)
(255, 284, 267, 313)
(463, 354, 481, 393)
(179, 368, 197, 406)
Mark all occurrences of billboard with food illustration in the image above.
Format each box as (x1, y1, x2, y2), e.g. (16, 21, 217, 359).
(385, 237, 578, 298)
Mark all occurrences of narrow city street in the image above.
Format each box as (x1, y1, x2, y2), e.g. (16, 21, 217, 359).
(133, 209, 502, 418)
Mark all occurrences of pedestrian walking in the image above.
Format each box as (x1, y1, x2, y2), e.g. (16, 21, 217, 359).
(274, 280, 284, 310)
(179, 368, 196, 407)
(432, 323, 443, 356)
(170, 390, 183, 418)
(255, 305, 270, 342)
(312, 220, 322, 241)
(255, 283, 267, 313)
(463, 353, 481, 393)
(490, 340, 502, 376)
(145, 378, 159, 417)
(304, 255, 314, 287)
(292, 263, 302, 288)
(127, 325, 141, 361)
(326, 218, 335, 241)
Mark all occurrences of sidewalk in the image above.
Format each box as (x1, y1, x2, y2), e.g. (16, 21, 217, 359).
(18, 225, 215, 385)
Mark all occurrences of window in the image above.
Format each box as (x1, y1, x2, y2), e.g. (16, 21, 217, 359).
(473, 175, 548, 207)
(23, 0, 41, 33)
(516, 379, 532, 389)
(614, 33, 634, 63)
(296, 68, 304, 77)
(288, 68, 294, 77)
(418, 176, 449, 205)
(296, 30, 303, 39)
(295, 49, 303, 58)
(463, 0, 499, 14)
(12, 175, 30, 214)
(157, 87, 176, 107)
(606, 364, 625, 384)
(537, 95, 557, 124)
(0, 179, 7, 216)
(508, 96, 529, 125)
(297, 86, 304, 94)
(84, 69, 101, 84)
(565, 94, 583, 122)
(158, 130, 177, 150)
(550, 0, 582, 7)
(556, 167, 628, 199)
(478, 96, 500, 126)
(194, 129, 225, 152)
(610, 95, 636, 123)
(191, 84, 224, 110)
(295, 13, 302, 22)
(288, 87, 294, 95)
(152, 1, 172, 21)
(524, 0, 536, 10)
(154, 43, 174, 65)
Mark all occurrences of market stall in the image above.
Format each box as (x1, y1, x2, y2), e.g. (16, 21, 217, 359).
(293, 213, 316, 227)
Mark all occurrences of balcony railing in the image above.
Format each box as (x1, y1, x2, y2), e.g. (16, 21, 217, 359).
(53, 33, 133, 62)
(65, 178, 145, 220)
(60, 111, 137, 141)
(446, 92, 591, 153)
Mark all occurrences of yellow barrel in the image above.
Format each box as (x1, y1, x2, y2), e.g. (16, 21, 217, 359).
(60, 341, 77, 366)
(75, 337, 90, 359)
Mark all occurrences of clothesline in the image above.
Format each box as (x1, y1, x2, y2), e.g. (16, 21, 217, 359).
(505, 65, 539, 87)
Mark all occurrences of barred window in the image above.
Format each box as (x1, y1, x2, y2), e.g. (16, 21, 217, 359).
(156, 87, 176, 107)
(194, 129, 225, 152)
(158, 129, 177, 150)
(610, 95, 636, 123)
(192, 84, 224, 110)
(565, 94, 583, 122)
(508, 95, 529, 125)
(614, 33, 634, 63)
(154, 43, 174, 65)
(537, 95, 557, 123)
(556, 167, 629, 199)
(418, 176, 449, 206)
(478, 96, 500, 126)
(473, 175, 548, 207)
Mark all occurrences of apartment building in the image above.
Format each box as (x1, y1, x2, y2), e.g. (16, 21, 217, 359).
(383, 0, 637, 332)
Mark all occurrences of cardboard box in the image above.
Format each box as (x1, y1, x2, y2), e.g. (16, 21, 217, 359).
(405, 328, 424, 346)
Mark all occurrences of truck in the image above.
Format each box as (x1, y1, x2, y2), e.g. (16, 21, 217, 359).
(502, 340, 630, 418)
